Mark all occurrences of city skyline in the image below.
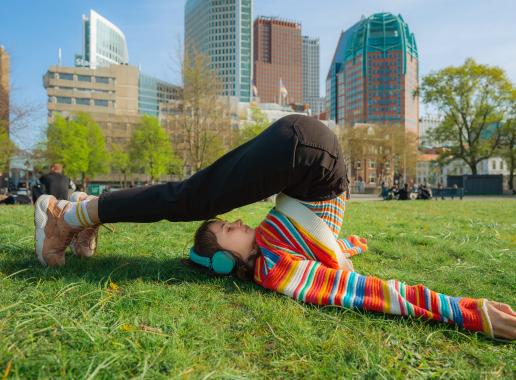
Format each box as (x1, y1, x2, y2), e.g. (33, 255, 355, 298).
(1, 0, 516, 148)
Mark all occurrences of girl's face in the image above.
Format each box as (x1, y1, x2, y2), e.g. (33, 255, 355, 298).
(208, 219, 257, 264)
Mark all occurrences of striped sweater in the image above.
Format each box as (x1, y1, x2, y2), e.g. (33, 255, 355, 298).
(253, 192, 492, 336)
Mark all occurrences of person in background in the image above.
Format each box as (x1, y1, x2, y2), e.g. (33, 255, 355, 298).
(39, 164, 75, 201)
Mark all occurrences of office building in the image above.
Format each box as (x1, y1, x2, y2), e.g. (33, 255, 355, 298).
(253, 16, 302, 104)
(326, 12, 419, 132)
(302, 36, 320, 108)
(76, 9, 129, 69)
(139, 73, 181, 117)
(185, 0, 253, 102)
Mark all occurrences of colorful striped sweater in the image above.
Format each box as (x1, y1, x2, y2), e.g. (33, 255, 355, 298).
(253, 192, 492, 336)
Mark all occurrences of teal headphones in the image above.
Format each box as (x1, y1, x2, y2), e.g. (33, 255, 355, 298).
(189, 247, 236, 274)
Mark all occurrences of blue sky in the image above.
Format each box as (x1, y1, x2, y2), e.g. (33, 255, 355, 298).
(1, 0, 515, 149)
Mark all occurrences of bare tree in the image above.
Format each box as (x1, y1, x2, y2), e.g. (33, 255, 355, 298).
(164, 44, 234, 174)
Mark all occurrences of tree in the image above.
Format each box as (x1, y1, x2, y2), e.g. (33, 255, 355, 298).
(173, 46, 234, 172)
(419, 58, 514, 174)
(0, 126, 15, 174)
(129, 115, 179, 183)
(236, 105, 269, 147)
(498, 118, 516, 193)
(110, 144, 131, 188)
(46, 112, 109, 186)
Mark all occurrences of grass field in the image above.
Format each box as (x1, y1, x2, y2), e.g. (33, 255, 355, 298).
(0, 199, 515, 379)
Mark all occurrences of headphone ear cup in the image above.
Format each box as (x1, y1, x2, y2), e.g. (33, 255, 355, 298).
(189, 247, 212, 269)
(211, 251, 236, 274)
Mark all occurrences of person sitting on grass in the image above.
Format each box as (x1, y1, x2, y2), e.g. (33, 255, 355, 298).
(34, 115, 516, 340)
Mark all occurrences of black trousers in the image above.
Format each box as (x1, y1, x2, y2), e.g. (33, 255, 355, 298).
(98, 115, 348, 223)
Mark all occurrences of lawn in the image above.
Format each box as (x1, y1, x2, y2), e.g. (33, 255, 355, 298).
(0, 199, 515, 379)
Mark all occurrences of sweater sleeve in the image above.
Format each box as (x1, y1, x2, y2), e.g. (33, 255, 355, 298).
(259, 255, 492, 336)
(337, 235, 368, 258)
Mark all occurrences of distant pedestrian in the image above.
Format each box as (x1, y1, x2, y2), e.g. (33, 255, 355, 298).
(39, 164, 74, 200)
(436, 182, 444, 200)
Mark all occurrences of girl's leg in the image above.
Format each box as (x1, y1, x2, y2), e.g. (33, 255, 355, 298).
(96, 114, 348, 223)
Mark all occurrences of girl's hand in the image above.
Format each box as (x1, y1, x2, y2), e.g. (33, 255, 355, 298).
(486, 300, 516, 340)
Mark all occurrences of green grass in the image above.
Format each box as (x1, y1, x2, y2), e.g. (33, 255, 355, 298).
(0, 199, 515, 379)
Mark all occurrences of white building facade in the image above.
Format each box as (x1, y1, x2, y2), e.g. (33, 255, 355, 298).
(78, 10, 129, 69)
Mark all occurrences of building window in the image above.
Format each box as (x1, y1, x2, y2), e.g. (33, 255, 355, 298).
(369, 173, 376, 184)
(369, 160, 376, 169)
(356, 160, 361, 169)
(77, 75, 91, 82)
(492, 161, 496, 170)
(56, 96, 72, 104)
(95, 76, 110, 84)
(500, 161, 504, 170)
(76, 98, 90, 106)
(94, 99, 108, 107)
(59, 73, 73, 81)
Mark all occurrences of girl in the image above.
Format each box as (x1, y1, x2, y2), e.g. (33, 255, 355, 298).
(34, 115, 515, 340)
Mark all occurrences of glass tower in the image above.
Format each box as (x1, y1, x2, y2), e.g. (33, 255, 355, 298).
(80, 9, 129, 69)
(326, 13, 419, 131)
(185, 0, 252, 102)
(302, 36, 319, 103)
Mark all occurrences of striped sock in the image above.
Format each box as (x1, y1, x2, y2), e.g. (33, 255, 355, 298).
(64, 200, 95, 228)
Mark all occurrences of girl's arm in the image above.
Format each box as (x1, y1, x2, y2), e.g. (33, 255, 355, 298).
(258, 255, 493, 337)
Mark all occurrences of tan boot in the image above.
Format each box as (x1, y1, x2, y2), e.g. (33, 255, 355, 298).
(34, 195, 81, 267)
(69, 192, 99, 258)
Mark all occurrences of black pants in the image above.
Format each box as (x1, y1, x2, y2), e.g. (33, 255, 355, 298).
(99, 115, 348, 223)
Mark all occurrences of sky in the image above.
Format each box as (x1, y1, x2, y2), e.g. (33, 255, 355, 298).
(1, 0, 516, 149)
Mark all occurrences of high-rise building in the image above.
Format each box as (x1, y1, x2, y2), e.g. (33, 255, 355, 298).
(185, 0, 252, 102)
(76, 9, 129, 69)
(253, 17, 302, 104)
(302, 36, 319, 105)
(0, 45, 9, 131)
(326, 13, 419, 132)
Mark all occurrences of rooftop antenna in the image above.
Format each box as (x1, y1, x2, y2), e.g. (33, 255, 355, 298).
(58, 48, 62, 66)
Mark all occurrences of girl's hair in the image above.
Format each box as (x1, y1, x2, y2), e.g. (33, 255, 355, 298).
(193, 217, 258, 281)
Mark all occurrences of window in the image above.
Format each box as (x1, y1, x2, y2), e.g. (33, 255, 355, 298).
(355, 160, 361, 169)
(75, 98, 90, 106)
(492, 161, 496, 170)
(77, 75, 91, 82)
(369, 160, 376, 169)
(369, 173, 376, 184)
(56, 96, 72, 104)
(95, 76, 110, 84)
(500, 161, 504, 170)
(94, 99, 108, 107)
(59, 73, 73, 80)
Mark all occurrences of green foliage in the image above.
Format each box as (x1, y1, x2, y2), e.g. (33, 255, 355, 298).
(237, 105, 269, 146)
(419, 58, 514, 174)
(110, 144, 131, 187)
(0, 200, 514, 377)
(130, 115, 180, 182)
(0, 126, 16, 173)
(498, 117, 516, 191)
(46, 113, 109, 182)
